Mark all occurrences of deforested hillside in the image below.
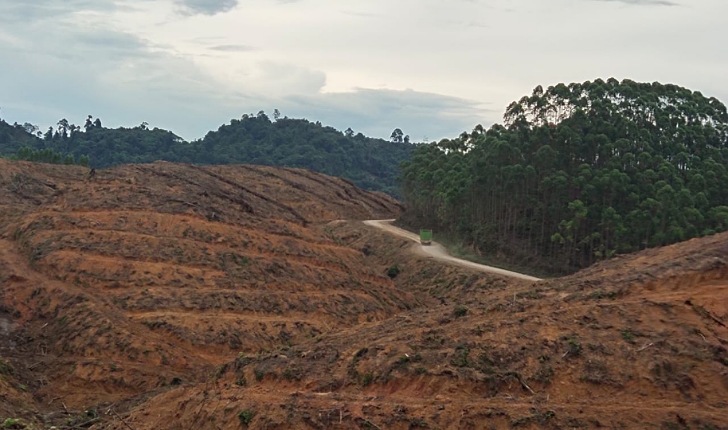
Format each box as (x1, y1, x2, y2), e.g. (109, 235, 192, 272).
(0, 160, 410, 427)
(105, 222, 727, 430)
(0, 159, 726, 430)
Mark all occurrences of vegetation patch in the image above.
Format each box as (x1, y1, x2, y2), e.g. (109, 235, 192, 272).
(453, 305, 468, 318)
(238, 409, 255, 425)
(0, 358, 13, 376)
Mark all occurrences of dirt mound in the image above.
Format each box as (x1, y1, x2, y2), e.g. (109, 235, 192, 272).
(1, 159, 726, 429)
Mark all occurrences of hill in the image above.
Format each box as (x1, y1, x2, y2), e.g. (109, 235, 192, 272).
(0, 160, 725, 429)
(0, 120, 40, 153)
(0, 160, 406, 427)
(191, 115, 413, 196)
(0, 114, 413, 196)
(103, 222, 728, 430)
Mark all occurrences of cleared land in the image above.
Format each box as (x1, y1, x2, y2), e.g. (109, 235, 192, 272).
(0, 160, 726, 429)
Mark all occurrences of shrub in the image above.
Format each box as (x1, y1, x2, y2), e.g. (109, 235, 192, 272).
(238, 409, 255, 425)
(566, 337, 582, 357)
(621, 329, 635, 344)
(0, 359, 13, 375)
(453, 306, 468, 318)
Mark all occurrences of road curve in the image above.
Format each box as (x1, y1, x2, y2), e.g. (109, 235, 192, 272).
(363, 219, 542, 282)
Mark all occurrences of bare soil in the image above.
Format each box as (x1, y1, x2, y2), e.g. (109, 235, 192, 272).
(0, 160, 726, 430)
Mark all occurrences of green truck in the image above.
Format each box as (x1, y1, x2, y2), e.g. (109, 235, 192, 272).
(419, 229, 433, 245)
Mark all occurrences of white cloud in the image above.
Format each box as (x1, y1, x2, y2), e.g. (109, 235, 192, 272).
(592, 0, 678, 5)
(174, 0, 238, 15)
(0, 0, 726, 142)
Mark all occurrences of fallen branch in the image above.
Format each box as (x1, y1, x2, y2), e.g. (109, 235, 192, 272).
(62, 416, 100, 429)
(519, 378, 536, 395)
(361, 418, 382, 430)
(636, 342, 654, 352)
(507, 372, 536, 395)
(107, 408, 136, 430)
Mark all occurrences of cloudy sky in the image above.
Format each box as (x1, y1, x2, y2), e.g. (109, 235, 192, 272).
(0, 0, 726, 142)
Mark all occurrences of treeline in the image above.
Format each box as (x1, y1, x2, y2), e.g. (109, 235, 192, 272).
(0, 119, 40, 152)
(12, 147, 89, 166)
(401, 79, 728, 274)
(0, 113, 413, 196)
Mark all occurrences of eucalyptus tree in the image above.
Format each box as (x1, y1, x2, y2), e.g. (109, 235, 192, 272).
(401, 79, 728, 273)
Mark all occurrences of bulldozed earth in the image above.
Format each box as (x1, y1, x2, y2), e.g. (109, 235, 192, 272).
(0, 159, 726, 429)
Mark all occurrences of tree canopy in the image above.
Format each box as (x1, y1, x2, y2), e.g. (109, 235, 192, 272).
(189, 115, 413, 196)
(401, 79, 728, 274)
(0, 114, 413, 196)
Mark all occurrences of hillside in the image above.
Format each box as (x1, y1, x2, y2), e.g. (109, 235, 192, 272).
(191, 116, 413, 196)
(0, 160, 726, 429)
(0, 114, 413, 196)
(0, 120, 40, 153)
(102, 222, 728, 430)
(0, 160, 406, 427)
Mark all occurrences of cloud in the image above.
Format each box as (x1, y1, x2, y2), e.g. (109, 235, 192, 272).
(208, 44, 256, 52)
(0, 0, 114, 22)
(3, 0, 724, 146)
(174, 0, 238, 15)
(279, 88, 492, 142)
(0, 3, 243, 138)
(0, 0, 508, 142)
(592, 0, 679, 5)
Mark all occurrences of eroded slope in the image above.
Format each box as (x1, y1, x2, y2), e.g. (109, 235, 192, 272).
(0, 160, 408, 422)
(114, 222, 728, 430)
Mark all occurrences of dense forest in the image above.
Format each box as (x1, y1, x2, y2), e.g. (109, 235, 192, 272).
(0, 119, 41, 152)
(0, 113, 412, 196)
(193, 113, 412, 195)
(401, 79, 728, 274)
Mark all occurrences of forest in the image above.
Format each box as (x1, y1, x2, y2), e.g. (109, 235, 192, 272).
(0, 113, 412, 196)
(3, 79, 728, 273)
(401, 79, 728, 273)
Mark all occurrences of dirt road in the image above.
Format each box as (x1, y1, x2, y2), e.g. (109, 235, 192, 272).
(363, 219, 542, 282)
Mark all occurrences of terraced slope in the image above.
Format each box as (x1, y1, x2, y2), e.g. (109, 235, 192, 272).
(0, 160, 408, 421)
(108, 222, 728, 430)
(1, 160, 726, 430)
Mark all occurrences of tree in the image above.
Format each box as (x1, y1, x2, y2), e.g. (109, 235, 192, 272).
(22, 123, 38, 135)
(344, 127, 354, 138)
(57, 119, 70, 140)
(400, 78, 728, 274)
(85, 115, 93, 131)
(273, 109, 281, 121)
(390, 128, 404, 143)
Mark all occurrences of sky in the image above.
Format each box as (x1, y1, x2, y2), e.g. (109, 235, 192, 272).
(0, 0, 726, 142)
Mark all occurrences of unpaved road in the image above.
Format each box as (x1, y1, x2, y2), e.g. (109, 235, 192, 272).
(364, 219, 542, 282)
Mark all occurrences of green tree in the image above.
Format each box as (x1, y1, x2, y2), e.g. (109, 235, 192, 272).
(401, 79, 728, 274)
